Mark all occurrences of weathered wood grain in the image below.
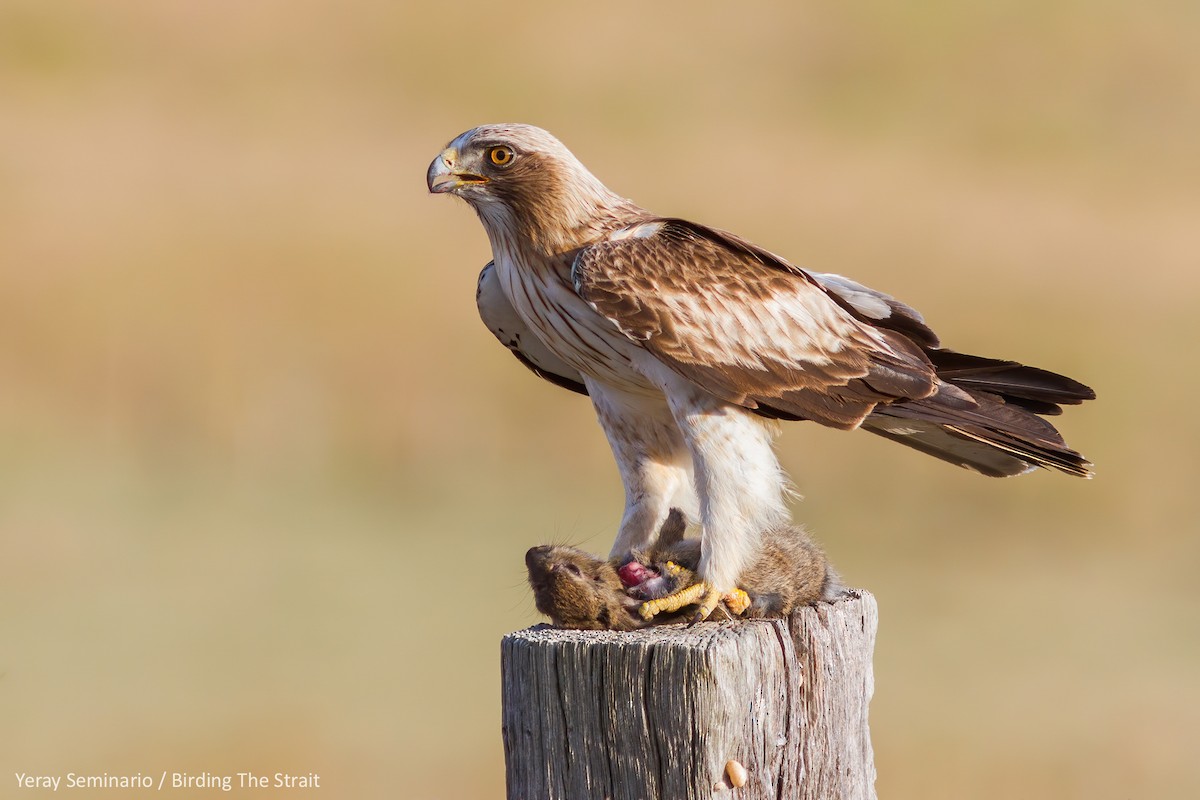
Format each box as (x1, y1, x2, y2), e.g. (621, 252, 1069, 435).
(501, 590, 877, 800)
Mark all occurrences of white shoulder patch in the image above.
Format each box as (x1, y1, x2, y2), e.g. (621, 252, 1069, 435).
(813, 273, 893, 319)
(608, 221, 665, 242)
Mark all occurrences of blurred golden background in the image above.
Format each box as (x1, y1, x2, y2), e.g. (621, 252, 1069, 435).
(1, 1, 1196, 798)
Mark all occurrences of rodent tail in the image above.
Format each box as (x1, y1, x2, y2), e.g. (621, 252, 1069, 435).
(820, 565, 848, 603)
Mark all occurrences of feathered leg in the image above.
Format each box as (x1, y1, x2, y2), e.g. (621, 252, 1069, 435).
(587, 381, 699, 558)
(659, 384, 792, 621)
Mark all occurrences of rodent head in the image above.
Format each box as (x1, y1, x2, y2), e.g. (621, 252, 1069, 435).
(525, 545, 639, 630)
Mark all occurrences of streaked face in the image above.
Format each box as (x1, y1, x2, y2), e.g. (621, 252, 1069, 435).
(427, 124, 618, 250)
(427, 124, 567, 204)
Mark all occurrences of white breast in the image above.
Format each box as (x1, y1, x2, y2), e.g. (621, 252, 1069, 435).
(493, 245, 656, 394)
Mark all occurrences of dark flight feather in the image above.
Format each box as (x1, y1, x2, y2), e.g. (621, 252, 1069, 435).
(476, 226, 1095, 477)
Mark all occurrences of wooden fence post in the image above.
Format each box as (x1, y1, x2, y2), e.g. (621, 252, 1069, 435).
(501, 590, 878, 800)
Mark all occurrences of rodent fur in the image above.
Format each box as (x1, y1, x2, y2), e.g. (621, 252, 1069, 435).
(526, 510, 843, 630)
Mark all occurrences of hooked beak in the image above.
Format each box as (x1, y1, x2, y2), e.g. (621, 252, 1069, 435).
(427, 148, 487, 194)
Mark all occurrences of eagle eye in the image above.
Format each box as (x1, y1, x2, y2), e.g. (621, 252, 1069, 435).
(488, 146, 514, 167)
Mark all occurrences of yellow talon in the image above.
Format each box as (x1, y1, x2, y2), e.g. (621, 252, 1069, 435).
(722, 588, 751, 616)
(639, 582, 707, 620)
(638, 582, 752, 623)
(691, 585, 724, 623)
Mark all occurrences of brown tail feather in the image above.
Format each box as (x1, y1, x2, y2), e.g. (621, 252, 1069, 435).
(862, 349, 1095, 477)
(927, 350, 1095, 412)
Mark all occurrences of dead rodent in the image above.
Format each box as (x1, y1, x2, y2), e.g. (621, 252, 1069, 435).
(525, 510, 844, 631)
(525, 544, 642, 631)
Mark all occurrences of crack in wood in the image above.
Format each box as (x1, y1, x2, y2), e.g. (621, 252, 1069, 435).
(501, 592, 878, 799)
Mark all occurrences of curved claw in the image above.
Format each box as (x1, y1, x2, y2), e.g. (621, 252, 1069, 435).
(688, 585, 726, 625)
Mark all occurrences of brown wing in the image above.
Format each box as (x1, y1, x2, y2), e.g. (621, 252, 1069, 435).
(572, 219, 937, 429)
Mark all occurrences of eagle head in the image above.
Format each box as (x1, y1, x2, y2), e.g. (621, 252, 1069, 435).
(428, 124, 629, 251)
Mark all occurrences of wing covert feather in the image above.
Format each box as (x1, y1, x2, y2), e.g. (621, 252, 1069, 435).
(572, 220, 936, 428)
(810, 271, 940, 349)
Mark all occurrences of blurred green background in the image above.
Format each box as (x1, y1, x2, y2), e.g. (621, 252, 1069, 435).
(1, 1, 1196, 798)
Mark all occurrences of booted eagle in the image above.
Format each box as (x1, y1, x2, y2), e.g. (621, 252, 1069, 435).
(428, 124, 1094, 620)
